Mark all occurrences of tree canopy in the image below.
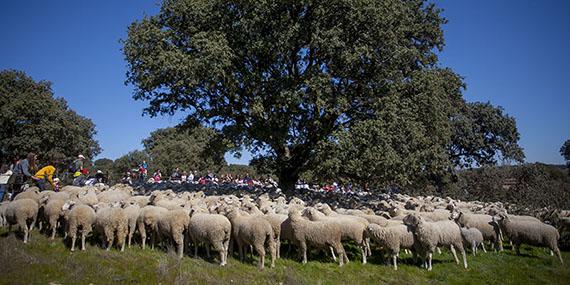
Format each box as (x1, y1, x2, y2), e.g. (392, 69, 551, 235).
(124, 0, 523, 192)
(0, 69, 101, 164)
(142, 125, 227, 174)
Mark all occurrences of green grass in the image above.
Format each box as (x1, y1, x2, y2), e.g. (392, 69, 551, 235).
(0, 228, 569, 285)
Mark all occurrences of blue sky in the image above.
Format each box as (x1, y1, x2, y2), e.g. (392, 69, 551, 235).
(1, 0, 568, 165)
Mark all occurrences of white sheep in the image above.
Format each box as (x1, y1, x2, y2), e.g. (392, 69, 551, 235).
(288, 207, 346, 266)
(188, 210, 231, 266)
(137, 205, 169, 250)
(5, 198, 39, 243)
(496, 213, 563, 264)
(242, 201, 288, 259)
(366, 223, 415, 270)
(14, 187, 40, 203)
(305, 206, 368, 264)
(40, 196, 67, 239)
(460, 227, 485, 256)
(122, 199, 141, 248)
(227, 207, 276, 269)
(452, 211, 502, 251)
(157, 207, 191, 258)
(403, 213, 468, 271)
(62, 200, 96, 251)
(93, 202, 129, 252)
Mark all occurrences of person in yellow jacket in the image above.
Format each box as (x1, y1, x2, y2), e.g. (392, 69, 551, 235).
(33, 165, 56, 191)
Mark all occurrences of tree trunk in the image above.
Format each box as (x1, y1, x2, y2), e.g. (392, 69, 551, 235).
(278, 169, 300, 196)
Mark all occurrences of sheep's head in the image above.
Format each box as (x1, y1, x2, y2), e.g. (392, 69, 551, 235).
(39, 196, 50, 206)
(62, 200, 76, 211)
(495, 212, 509, 223)
(403, 214, 422, 227)
(449, 210, 461, 221)
(288, 206, 303, 219)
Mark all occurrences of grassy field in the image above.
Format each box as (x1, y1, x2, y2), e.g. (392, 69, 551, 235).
(0, 228, 568, 285)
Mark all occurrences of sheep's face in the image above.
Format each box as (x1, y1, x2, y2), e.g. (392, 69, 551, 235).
(62, 201, 76, 211)
(496, 213, 508, 223)
(403, 214, 421, 227)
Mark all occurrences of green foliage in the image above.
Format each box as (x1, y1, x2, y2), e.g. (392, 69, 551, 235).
(123, 0, 450, 191)
(111, 150, 151, 181)
(450, 102, 524, 168)
(561, 139, 570, 172)
(142, 126, 227, 174)
(429, 163, 570, 210)
(0, 69, 101, 163)
(123, 0, 523, 191)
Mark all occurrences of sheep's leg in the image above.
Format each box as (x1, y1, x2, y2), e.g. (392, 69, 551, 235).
(104, 227, 114, 251)
(329, 246, 337, 262)
(213, 241, 226, 266)
(361, 243, 367, 264)
(332, 242, 345, 266)
(23, 224, 29, 243)
(139, 223, 146, 250)
(460, 247, 468, 269)
(255, 243, 265, 270)
(268, 238, 276, 268)
(70, 231, 77, 252)
(436, 247, 442, 255)
(176, 235, 184, 258)
(81, 227, 90, 251)
(392, 254, 398, 270)
(193, 240, 199, 258)
(50, 217, 58, 240)
(553, 247, 563, 264)
(481, 242, 487, 253)
(128, 224, 135, 248)
(206, 245, 211, 258)
(450, 245, 459, 264)
(472, 242, 477, 256)
(514, 244, 521, 255)
(276, 235, 281, 259)
(498, 237, 504, 251)
(237, 240, 244, 262)
(299, 241, 308, 264)
(427, 252, 433, 271)
(117, 228, 127, 252)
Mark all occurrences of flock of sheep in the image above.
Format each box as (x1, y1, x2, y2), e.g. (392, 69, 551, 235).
(0, 184, 565, 271)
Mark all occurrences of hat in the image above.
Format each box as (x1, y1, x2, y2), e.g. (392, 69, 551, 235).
(97, 170, 103, 174)
(53, 178, 60, 182)
(78, 154, 85, 159)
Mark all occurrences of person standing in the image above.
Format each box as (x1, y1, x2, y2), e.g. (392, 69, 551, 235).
(33, 164, 56, 191)
(8, 152, 36, 199)
(0, 164, 11, 201)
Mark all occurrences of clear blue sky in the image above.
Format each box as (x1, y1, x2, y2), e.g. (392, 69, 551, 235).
(1, 0, 568, 165)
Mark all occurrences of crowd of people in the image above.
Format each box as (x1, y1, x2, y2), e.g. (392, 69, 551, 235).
(0, 153, 362, 202)
(0, 153, 109, 201)
(120, 164, 279, 189)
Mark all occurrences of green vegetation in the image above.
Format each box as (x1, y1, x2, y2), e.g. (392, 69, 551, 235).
(0, 70, 101, 164)
(123, 0, 523, 193)
(1, 228, 568, 285)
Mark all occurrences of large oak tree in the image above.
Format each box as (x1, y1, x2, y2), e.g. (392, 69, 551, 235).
(123, 0, 523, 192)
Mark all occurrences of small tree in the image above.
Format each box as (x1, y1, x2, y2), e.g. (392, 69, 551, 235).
(561, 139, 570, 174)
(0, 69, 101, 163)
